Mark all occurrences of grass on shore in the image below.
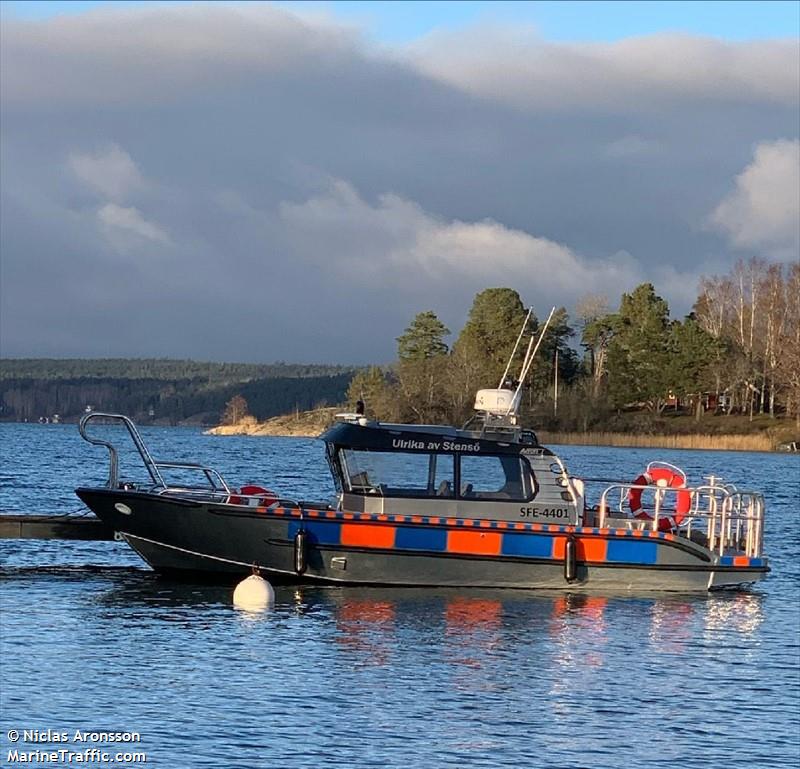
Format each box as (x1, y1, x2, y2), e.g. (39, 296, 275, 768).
(537, 431, 775, 452)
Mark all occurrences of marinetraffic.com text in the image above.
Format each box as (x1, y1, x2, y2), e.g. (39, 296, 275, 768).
(4, 729, 147, 765)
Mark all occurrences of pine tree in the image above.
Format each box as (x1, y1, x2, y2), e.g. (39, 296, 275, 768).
(395, 311, 451, 423)
(452, 289, 532, 387)
(396, 311, 450, 361)
(668, 314, 722, 419)
(606, 284, 672, 412)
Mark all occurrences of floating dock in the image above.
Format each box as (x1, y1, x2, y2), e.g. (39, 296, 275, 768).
(0, 515, 115, 541)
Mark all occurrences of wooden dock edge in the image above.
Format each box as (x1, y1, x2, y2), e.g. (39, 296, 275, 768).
(0, 515, 116, 541)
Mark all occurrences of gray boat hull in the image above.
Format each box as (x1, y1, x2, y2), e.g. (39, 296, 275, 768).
(76, 488, 767, 591)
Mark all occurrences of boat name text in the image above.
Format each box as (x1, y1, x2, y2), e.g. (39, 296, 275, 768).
(391, 439, 480, 452)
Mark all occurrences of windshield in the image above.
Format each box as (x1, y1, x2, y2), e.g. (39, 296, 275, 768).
(341, 449, 454, 497)
(339, 449, 534, 501)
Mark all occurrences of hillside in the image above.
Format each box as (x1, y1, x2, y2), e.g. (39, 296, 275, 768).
(0, 358, 354, 382)
(0, 358, 357, 425)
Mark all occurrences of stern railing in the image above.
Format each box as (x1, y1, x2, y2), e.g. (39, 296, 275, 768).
(596, 479, 765, 558)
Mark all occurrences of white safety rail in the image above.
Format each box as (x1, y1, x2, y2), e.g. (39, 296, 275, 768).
(686, 480, 765, 558)
(596, 480, 765, 558)
(79, 412, 231, 494)
(79, 413, 308, 509)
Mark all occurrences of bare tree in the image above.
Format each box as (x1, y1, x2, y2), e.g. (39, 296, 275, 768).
(698, 259, 799, 421)
(777, 263, 800, 426)
(695, 275, 736, 407)
(695, 275, 734, 339)
(759, 264, 789, 416)
(732, 259, 767, 419)
(222, 395, 249, 425)
(576, 294, 611, 400)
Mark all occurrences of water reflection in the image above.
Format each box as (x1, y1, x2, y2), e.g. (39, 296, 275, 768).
(334, 597, 397, 666)
(703, 591, 765, 636)
(550, 593, 609, 632)
(649, 598, 695, 655)
(6, 568, 766, 650)
(309, 589, 620, 672)
(445, 597, 503, 634)
(443, 597, 504, 679)
(302, 587, 765, 675)
(549, 594, 609, 669)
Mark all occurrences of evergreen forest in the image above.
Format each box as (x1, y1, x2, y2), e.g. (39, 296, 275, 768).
(347, 259, 799, 435)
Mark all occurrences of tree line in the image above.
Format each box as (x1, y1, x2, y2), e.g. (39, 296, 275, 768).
(3, 260, 797, 431)
(1, 372, 354, 424)
(346, 260, 800, 431)
(0, 358, 355, 383)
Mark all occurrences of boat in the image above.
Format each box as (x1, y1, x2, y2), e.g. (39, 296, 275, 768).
(73, 401, 767, 590)
(74, 315, 768, 591)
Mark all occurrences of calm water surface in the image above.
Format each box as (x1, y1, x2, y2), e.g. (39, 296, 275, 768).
(1, 424, 798, 768)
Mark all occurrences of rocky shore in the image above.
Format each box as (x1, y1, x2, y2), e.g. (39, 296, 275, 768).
(205, 407, 340, 438)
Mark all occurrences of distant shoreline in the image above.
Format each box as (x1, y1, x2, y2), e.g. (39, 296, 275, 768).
(205, 410, 796, 452)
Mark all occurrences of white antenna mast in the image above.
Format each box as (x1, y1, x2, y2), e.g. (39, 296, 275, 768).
(497, 307, 533, 389)
(506, 306, 556, 416)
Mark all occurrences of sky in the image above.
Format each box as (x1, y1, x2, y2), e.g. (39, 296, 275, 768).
(3, 1, 799, 41)
(1, 1, 798, 363)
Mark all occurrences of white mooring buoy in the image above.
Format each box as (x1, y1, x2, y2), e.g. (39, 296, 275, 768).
(233, 573, 275, 611)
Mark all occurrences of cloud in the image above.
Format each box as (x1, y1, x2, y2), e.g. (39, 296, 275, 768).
(68, 144, 144, 200)
(280, 179, 647, 303)
(408, 27, 799, 111)
(97, 203, 170, 247)
(0, 4, 361, 106)
(709, 139, 800, 257)
(0, 5, 797, 362)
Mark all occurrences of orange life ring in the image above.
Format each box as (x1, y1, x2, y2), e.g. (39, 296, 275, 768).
(229, 484, 278, 508)
(627, 467, 691, 532)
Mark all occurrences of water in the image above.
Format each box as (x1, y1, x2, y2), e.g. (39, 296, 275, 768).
(1, 424, 798, 768)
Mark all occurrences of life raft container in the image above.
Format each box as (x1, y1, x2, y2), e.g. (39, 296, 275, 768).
(228, 484, 278, 508)
(627, 466, 691, 532)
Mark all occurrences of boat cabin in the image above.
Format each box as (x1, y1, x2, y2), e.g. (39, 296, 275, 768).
(320, 417, 583, 525)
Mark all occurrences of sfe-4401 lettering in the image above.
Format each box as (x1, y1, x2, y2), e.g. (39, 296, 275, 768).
(519, 507, 569, 518)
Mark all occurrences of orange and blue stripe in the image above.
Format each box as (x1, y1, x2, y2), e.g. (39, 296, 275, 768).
(259, 506, 762, 568)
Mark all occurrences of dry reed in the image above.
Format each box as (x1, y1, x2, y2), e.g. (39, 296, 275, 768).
(536, 431, 775, 452)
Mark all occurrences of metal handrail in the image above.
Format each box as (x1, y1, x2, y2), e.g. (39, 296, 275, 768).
(598, 482, 684, 531)
(79, 412, 165, 489)
(597, 481, 765, 558)
(78, 412, 231, 494)
(157, 487, 230, 501)
(77, 413, 322, 511)
(154, 461, 230, 493)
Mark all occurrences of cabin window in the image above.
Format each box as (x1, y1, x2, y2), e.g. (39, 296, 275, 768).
(459, 455, 534, 501)
(340, 449, 455, 498)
